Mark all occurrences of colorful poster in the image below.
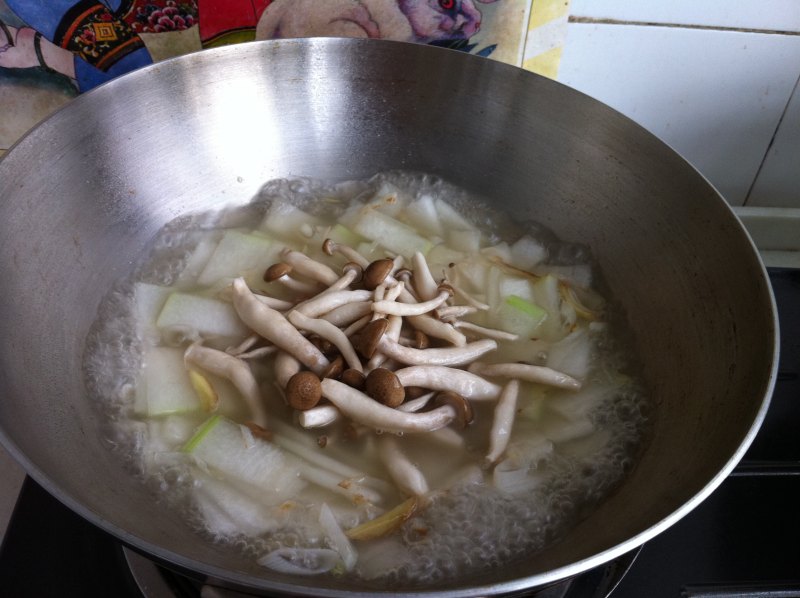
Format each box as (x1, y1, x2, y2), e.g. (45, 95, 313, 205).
(1, 0, 536, 154)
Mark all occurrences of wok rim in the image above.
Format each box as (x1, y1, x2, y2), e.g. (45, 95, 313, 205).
(0, 37, 781, 596)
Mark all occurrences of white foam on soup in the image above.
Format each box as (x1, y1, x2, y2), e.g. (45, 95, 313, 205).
(82, 172, 650, 585)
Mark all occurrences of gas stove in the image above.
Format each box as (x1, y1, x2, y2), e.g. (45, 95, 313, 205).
(1, 269, 797, 598)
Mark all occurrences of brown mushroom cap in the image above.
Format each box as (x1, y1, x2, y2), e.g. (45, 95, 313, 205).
(412, 330, 430, 350)
(352, 318, 389, 359)
(244, 421, 274, 442)
(309, 335, 336, 356)
(340, 368, 366, 390)
(434, 391, 474, 428)
(320, 355, 345, 379)
(286, 371, 323, 411)
(264, 262, 292, 282)
(404, 385, 429, 400)
(394, 268, 413, 283)
(362, 258, 394, 291)
(436, 283, 455, 298)
(342, 262, 363, 283)
(322, 238, 337, 256)
(365, 368, 406, 408)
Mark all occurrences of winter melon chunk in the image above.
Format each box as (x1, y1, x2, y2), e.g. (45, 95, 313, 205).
(134, 283, 171, 345)
(184, 415, 306, 502)
(197, 230, 281, 287)
(352, 208, 432, 257)
(156, 292, 249, 343)
(493, 294, 548, 338)
(403, 194, 443, 237)
(134, 346, 201, 416)
(259, 202, 322, 240)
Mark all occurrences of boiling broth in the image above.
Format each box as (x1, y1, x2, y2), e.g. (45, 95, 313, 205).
(83, 172, 649, 583)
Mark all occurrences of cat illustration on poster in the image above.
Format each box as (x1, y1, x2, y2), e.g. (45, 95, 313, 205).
(1, 0, 500, 93)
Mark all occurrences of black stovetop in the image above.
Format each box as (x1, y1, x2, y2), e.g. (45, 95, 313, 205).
(1, 269, 797, 598)
(611, 267, 800, 598)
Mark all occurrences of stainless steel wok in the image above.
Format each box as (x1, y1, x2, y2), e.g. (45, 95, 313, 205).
(0, 38, 778, 596)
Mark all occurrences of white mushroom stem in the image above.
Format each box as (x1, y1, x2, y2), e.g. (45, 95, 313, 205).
(449, 282, 490, 310)
(372, 288, 452, 317)
(280, 249, 340, 285)
(393, 269, 418, 301)
(370, 283, 386, 320)
(226, 334, 260, 356)
(231, 278, 329, 375)
(320, 301, 372, 327)
(390, 254, 405, 274)
(288, 310, 363, 372)
(397, 335, 421, 347)
(387, 313, 405, 341)
(412, 251, 439, 301)
(376, 337, 498, 367)
(385, 281, 405, 302)
(292, 457, 383, 505)
(274, 272, 321, 295)
(274, 350, 301, 388)
(394, 365, 502, 400)
(184, 343, 268, 427)
(237, 345, 278, 360)
(253, 293, 295, 311)
(298, 393, 436, 431)
(326, 267, 362, 292)
(294, 290, 373, 318)
(373, 283, 386, 303)
(436, 305, 479, 320)
(298, 404, 341, 428)
(407, 314, 467, 347)
(396, 392, 436, 412)
(453, 320, 520, 341)
(320, 379, 456, 434)
(366, 314, 403, 371)
(468, 362, 582, 390)
(383, 316, 403, 342)
(270, 429, 394, 497)
(377, 435, 429, 497)
(323, 239, 370, 268)
(370, 282, 405, 321)
(486, 379, 520, 463)
(342, 314, 372, 337)
(427, 426, 467, 450)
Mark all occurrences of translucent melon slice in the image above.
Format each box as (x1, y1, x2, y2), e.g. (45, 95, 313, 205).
(197, 230, 281, 287)
(184, 415, 305, 502)
(492, 294, 548, 338)
(351, 208, 432, 257)
(259, 202, 322, 240)
(403, 194, 443, 237)
(156, 292, 249, 343)
(134, 346, 200, 417)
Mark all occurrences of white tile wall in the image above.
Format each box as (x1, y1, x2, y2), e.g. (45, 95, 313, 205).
(570, 0, 800, 33)
(748, 77, 800, 207)
(557, 23, 800, 205)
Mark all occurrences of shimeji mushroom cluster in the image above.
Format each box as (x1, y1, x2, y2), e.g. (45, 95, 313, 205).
(185, 236, 586, 506)
(128, 183, 614, 575)
(228, 244, 580, 446)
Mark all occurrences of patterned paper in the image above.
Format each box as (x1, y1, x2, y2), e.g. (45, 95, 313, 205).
(1, 0, 551, 152)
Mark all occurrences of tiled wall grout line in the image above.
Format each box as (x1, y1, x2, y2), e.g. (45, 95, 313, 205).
(568, 16, 800, 36)
(744, 73, 800, 206)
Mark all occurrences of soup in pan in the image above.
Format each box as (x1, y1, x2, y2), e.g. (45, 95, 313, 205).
(84, 173, 649, 582)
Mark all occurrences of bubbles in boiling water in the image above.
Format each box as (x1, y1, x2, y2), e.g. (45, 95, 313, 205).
(81, 171, 650, 585)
